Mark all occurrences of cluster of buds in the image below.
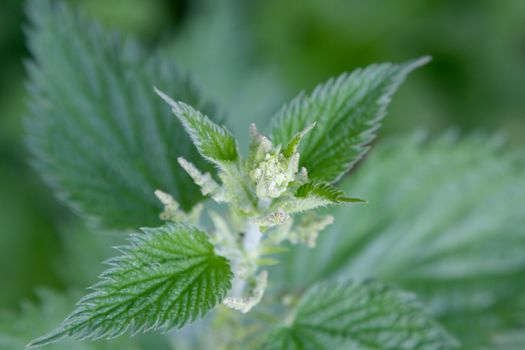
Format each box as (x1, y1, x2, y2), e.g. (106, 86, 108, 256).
(247, 124, 301, 199)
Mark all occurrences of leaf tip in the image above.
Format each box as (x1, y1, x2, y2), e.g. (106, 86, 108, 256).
(404, 55, 432, 72)
(154, 86, 178, 109)
(26, 328, 67, 349)
(343, 197, 368, 204)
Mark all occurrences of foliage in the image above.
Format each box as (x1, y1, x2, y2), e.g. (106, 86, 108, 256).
(271, 57, 430, 183)
(25, 0, 214, 230)
(0, 290, 144, 350)
(155, 89, 239, 164)
(14, 0, 525, 349)
(28, 224, 232, 347)
(263, 280, 457, 350)
(278, 133, 525, 348)
(295, 182, 365, 205)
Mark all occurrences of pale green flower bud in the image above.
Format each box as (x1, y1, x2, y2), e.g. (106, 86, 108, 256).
(249, 151, 297, 199)
(223, 270, 267, 313)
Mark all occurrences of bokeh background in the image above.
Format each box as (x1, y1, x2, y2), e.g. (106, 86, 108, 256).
(1, 0, 524, 318)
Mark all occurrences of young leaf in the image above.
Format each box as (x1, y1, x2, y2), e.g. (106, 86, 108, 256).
(262, 280, 458, 350)
(296, 182, 364, 203)
(281, 123, 316, 158)
(271, 57, 430, 183)
(283, 182, 365, 214)
(27, 223, 233, 348)
(25, 0, 215, 229)
(279, 133, 525, 349)
(156, 88, 239, 164)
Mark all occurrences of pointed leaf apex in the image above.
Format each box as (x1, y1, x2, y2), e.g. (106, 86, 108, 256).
(407, 55, 432, 70)
(154, 86, 178, 109)
(27, 224, 233, 347)
(271, 57, 430, 182)
(156, 90, 239, 164)
(282, 122, 317, 158)
(340, 197, 367, 204)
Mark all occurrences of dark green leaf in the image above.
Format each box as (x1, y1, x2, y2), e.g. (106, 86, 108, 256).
(271, 57, 429, 183)
(25, 0, 214, 229)
(28, 223, 233, 348)
(278, 133, 525, 348)
(281, 181, 365, 214)
(156, 88, 239, 164)
(295, 181, 365, 203)
(262, 280, 458, 350)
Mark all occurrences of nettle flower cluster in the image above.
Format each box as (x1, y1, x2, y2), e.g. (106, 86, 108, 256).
(154, 89, 364, 313)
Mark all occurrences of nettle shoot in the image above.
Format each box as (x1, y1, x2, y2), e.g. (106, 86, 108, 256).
(155, 87, 366, 313)
(22, 2, 468, 348)
(25, 52, 460, 349)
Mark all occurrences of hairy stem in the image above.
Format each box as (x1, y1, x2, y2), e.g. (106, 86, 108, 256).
(243, 221, 262, 252)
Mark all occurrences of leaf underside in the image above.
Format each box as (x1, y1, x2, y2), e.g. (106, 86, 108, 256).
(28, 223, 233, 348)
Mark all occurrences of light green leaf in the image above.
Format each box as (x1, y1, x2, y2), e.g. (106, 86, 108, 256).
(25, 0, 214, 229)
(156, 88, 239, 164)
(278, 133, 525, 349)
(28, 223, 233, 348)
(262, 280, 458, 350)
(271, 57, 430, 183)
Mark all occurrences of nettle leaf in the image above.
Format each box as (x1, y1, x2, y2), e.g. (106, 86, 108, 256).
(28, 223, 233, 348)
(296, 182, 365, 204)
(156, 88, 239, 164)
(283, 182, 365, 214)
(25, 0, 215, 229)
(279, 133, 525, 349)
(0, 290, 145, 350)
(271, 57, 430, 183)
(282, 123, 316, 158)
(262, 280, 458, 350)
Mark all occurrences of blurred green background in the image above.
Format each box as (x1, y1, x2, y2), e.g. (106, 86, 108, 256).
(0, 0, 524, 313)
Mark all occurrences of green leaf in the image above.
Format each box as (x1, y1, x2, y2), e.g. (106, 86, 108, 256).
(282, 123, 316, 158)
(155, 88, 239, 164)
(28, 223, 233, 348)
(0, 290, 146, 350)
(278, 133, 525, 349)
(296, 182, 365, 203)
(262, 280, 458, 350)
(271, 57, 430, 183)
(282, 182, 365, 214)
(25, 0, 215, 229)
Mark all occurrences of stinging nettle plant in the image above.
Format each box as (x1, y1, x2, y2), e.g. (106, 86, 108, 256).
(23, 1, 469, 349)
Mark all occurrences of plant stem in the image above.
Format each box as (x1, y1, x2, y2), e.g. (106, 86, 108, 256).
(243, 221, 262, 252)
(230, 222, 262, 297)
